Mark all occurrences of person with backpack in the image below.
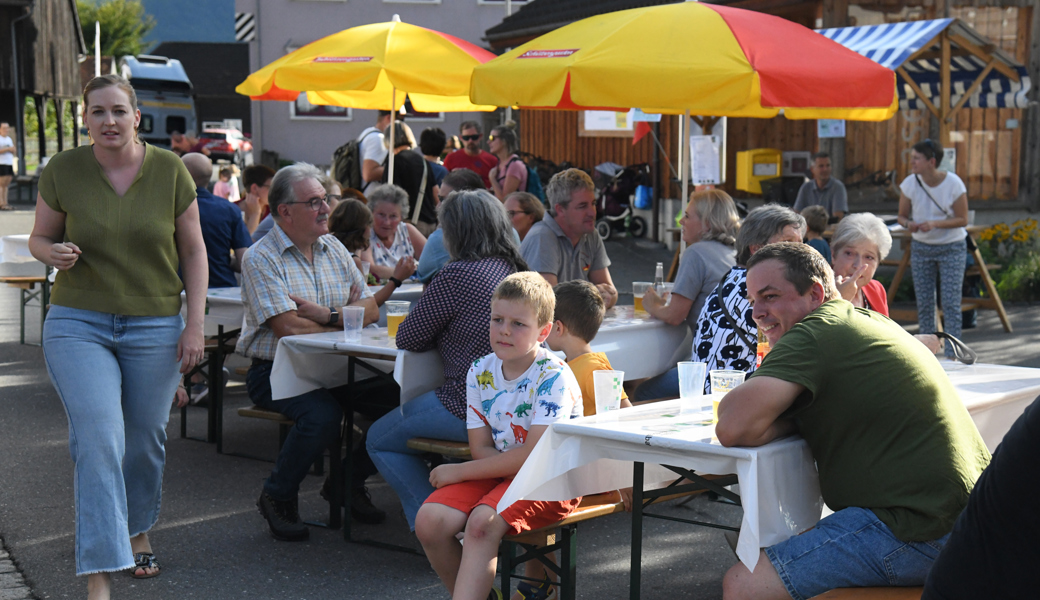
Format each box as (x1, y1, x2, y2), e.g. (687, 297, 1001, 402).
(487, 125, 527, 201)
(332, 111, 392, 193)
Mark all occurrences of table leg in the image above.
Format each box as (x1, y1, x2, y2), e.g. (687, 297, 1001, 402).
(971, 245, 1013, 333)
(630, 462, 644, 600)
(887, 240, 911, 304)
(213, 325, 226, 453)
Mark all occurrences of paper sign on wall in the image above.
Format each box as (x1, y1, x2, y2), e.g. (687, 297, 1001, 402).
(817, 119, 846, 138)
(690, 135, 721, 185)
(583, 110, 635, 131)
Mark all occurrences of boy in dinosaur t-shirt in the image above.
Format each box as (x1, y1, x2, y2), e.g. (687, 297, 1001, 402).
(415, 272, 582, 600)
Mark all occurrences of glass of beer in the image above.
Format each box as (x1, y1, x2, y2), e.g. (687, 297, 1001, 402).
(632, 282, 652, 315)
(386, 301, 410, 338)
(709, 370, 746, 423)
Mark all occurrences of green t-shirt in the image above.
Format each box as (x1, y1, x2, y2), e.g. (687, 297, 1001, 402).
(39, 144, 196, 316)
(752, 300, 990, 542)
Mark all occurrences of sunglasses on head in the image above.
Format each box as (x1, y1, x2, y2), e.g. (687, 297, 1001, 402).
(460, 134, 481, 141)
(923, 138, 942, 160)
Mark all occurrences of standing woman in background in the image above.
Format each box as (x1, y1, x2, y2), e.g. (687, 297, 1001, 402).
(897, 139, 969, 358)
(28, 75, 207, 600)
(0, 121, 16, 210)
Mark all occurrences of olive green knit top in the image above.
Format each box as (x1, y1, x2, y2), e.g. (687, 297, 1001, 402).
(39, 144, 197, 316)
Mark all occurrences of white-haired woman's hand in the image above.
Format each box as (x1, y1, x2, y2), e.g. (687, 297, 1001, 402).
(835, 263, 869, 302)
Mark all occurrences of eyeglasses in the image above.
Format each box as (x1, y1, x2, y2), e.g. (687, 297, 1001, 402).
(506, 210, 529, 218)
(328, 194, 343, 202)
(460, 134, 481, 141)
(285, 195, 329, 211)
(488, 134, 497, 142)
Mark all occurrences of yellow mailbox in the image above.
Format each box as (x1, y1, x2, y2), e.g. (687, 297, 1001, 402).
(736, 148, 782, 194)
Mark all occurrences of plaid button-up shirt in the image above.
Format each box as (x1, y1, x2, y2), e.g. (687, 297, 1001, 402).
(237, 223, 372, 361)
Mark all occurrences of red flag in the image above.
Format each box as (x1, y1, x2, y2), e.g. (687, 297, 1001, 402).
(632, 121, 652, 145)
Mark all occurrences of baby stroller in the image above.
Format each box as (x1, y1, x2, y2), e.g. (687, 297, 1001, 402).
(592, 162, 650, 241)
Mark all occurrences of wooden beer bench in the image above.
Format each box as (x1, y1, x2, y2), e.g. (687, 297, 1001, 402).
(810, 587, 923, 599)
(885, 226, 1011, 333)
(0, 274, 50, 345)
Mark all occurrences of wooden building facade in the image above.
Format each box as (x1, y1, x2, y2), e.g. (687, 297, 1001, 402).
(487, 0, 1040, 211)
(0, 0, 87, 176)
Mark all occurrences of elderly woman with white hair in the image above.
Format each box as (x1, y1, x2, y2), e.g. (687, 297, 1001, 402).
(831, 213, 893, 316)
(832, 212, 942, 352)
(360, 183, 426, 282)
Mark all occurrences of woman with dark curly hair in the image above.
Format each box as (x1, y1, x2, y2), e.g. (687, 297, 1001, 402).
(328, 198, 414, 307)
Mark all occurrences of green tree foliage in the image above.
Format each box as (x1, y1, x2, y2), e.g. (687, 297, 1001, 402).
(78, 0, 155, 58)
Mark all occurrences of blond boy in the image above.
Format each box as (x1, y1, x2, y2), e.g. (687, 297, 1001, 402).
(415, 272, 582, 600)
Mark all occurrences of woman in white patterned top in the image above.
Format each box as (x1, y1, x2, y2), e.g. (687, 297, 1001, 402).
(360, 183, 425, 280)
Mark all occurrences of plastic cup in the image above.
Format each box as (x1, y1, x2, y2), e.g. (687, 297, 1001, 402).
(361, 261, 371, 278)
(659, 282, 675, 305)
(342, 305, 366, 342)
(709, 370, 746, 423)
(593, 370, 625, 420)
(677, 361, 707, 413)
(632, 281, 652, 315)
(385, 300, 410, 338)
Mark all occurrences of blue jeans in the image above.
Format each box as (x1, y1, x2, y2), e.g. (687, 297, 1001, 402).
(632, 366, 680, 402)
(246, 360, 383, 500)
(366, 390, 468, 530)
(765, 507, 949, 600)
(42, 306, 183, 576)
(911, 239, 966, 358)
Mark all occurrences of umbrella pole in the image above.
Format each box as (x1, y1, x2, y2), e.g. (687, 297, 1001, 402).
(388, 88, 397, 186)
(680, 109, 690, 252)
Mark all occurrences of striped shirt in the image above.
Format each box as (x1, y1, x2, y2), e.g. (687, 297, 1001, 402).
(395, 257, 517, 419)
(237, 223, 372, 361)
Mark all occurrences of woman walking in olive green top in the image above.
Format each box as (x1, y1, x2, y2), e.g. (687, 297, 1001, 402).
(29, 75, 207, 600)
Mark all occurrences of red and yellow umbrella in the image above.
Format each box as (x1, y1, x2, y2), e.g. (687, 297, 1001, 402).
(470, 2, 897, 120)
(236, 16, 497, 113)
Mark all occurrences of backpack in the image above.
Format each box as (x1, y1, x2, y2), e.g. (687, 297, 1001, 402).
(331, 130, 377, 190)
(507, 156, 545, 204)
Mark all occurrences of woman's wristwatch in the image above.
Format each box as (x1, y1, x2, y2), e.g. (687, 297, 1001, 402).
(388, 276, 403, 288)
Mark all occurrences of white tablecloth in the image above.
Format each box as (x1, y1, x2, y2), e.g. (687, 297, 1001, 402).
(269, 305, 688, 402)
(498, 360, 1040, 572)
(271, 328, 443, 402)
(0, 235, 34, 264)
(942, 360, 1040, 451)
(498, 400, 823, 573)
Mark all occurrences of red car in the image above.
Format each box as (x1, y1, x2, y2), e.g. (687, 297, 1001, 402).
(199, 128, 253, 167)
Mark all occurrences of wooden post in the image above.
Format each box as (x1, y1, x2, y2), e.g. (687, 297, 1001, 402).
(819, 0, 849, 179)
(1021, 4, 1040, 211)
(55, 99, 65, 153)
(71, 101, 79, 148)
(33, 96, 46, 165)
(939, 31, 952, 148)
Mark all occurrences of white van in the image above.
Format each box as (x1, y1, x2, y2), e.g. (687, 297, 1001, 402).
(118, 55, 197, 148)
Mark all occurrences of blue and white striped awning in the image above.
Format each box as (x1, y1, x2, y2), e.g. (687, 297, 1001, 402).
(818, 19, 1030, 111)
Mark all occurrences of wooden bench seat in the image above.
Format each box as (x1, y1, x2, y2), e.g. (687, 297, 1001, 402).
(810, 587, 923, 599)
(0, 275, 47, 289)
(406, 437, 472, 459)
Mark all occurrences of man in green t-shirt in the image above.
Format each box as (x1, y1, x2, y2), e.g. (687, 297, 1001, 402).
(717, 242, 989, 600)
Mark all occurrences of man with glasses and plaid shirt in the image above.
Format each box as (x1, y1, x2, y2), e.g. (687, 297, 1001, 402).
(238, 163, 389, 541)
(443, 120, 498, 188)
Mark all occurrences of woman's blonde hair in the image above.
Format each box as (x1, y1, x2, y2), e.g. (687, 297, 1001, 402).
(82, 74, 140, 143)
(689, 189, 740, 247)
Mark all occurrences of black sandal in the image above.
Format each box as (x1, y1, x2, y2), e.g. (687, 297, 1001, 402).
(130, 552, 161, 579)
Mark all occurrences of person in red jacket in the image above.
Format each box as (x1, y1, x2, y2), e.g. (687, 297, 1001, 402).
(443, 120, 498, 188)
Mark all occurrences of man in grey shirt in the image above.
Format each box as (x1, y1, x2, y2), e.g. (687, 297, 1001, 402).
(793, 152, 847, 220)
(520, 168, 618, 308)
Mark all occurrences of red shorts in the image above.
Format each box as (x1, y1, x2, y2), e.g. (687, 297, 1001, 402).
(425, 478, 581, 536)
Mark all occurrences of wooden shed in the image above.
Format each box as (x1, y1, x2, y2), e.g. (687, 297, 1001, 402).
(0, 0, 87, 175)
(485, 0, 1040, 213)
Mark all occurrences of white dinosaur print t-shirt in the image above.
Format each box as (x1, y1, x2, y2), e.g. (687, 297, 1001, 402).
(466, 346, 582, 452)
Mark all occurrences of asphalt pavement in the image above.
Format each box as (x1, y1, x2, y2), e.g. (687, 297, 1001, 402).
(0, 208, 1035, 599)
